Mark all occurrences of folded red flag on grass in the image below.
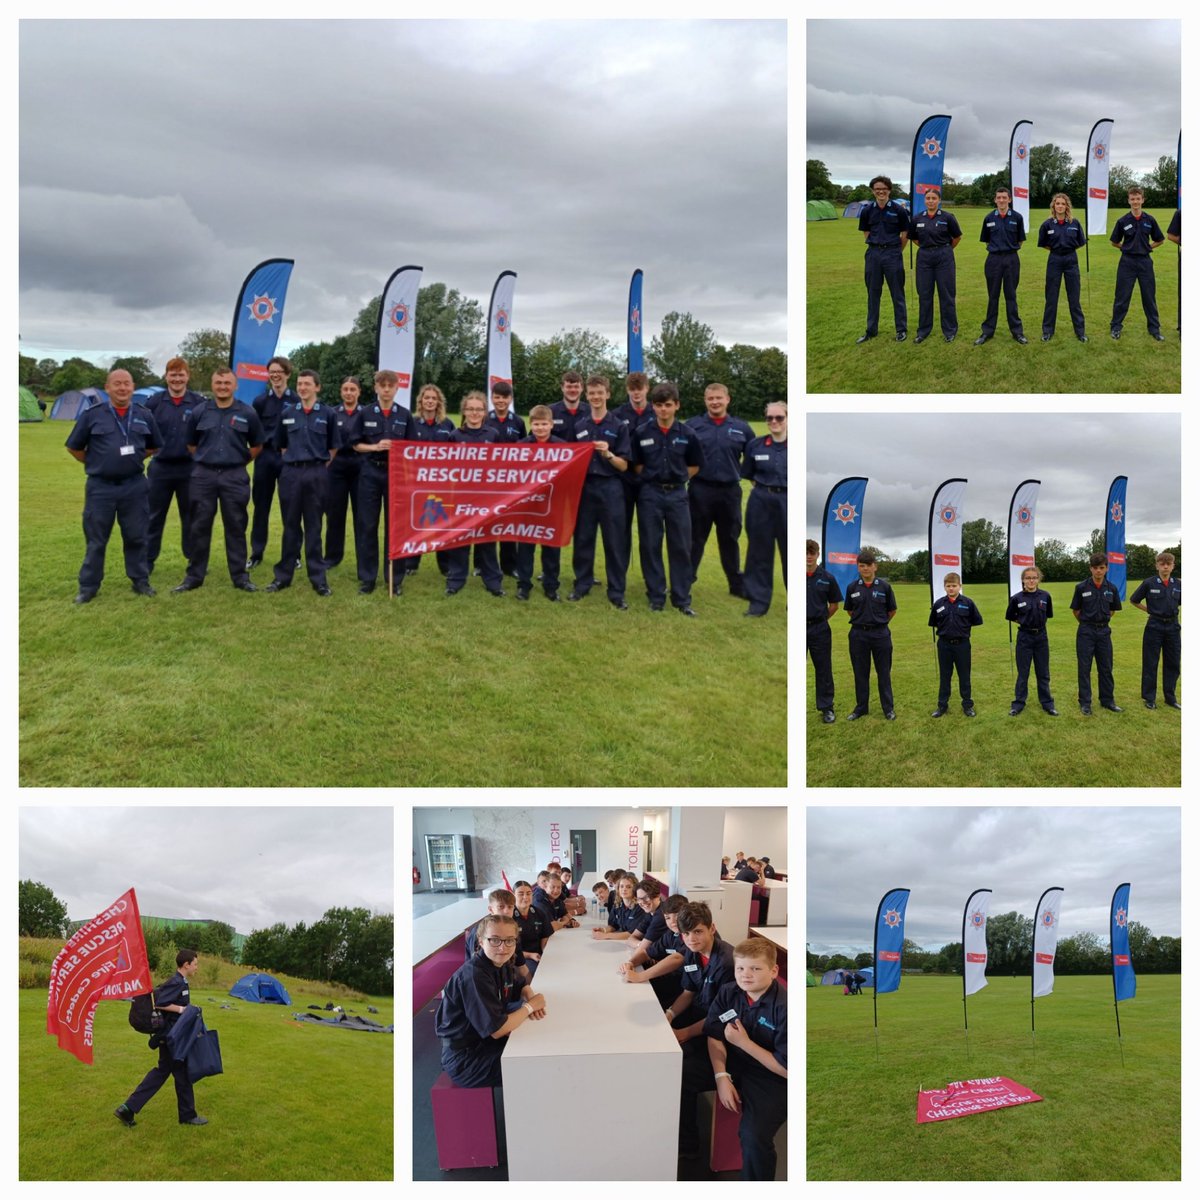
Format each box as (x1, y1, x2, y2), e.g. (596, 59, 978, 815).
(917, 1077, 1043, 1124)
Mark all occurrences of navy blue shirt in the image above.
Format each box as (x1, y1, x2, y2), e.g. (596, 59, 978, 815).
(550, 400, 587, 442)
(185, 399, 265, 466)
(607, 900, 642, 934)
(685, 414, 755, 485)
(1071, 576, 1122, 623)
(1168, 210, 1181, 240)
(928, 593, 984, 638)
(66, 401, 161, 478)
(513, 905, 552, 954)
(277, 403, 339, 461)
(632, 421, 705, 485)
(646, 928, 686, 963)
(1038, 217, 1087, 256)
(154, 970, 191, 1028)
(359, 403, 415, 464)
(910, 209, 962, 250)
(845, 576, 897, 628)
(434, 954, 521, 1044)
(453, 424, 498, 445)
(411, 416, 456, 442)
(858, 199, 911, 246)
(741, 435, 787, 489)
(734, 867, 760, 884)
(1111, 211, 1165, 256)
(980, 208, 1026, 252)
(614, 400, 653, 438)
(1130, 575, 1181, 622)
(486, 412, 527, 443)
(146, 389, 205, 462)
(1006, 588, 1053, 630)
(573, 412, 631, 479)
(636, 906, 668, 945)
(331, 404, 366, 461)
(252, 387, 296, 445)
(704, 979, 787, 1080)
(518, 433, 567, 446)
(807, 567, 843, 621)
(679, 934, 736, 1013)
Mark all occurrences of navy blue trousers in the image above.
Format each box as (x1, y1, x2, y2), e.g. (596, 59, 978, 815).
(863, 245, 906, 335)
(1043, 254, 1085, 335)
(688, 479, 744, 592)
(515, 541, 561, 595)
(743, 488, 786, 614)
(1013, 630, 1054, 709)
(79, 474, 150, 594)
(249, 445, 282, 560)
(572, 475, 628, 600)
(849, 626, 893, 713)
(146, 458, 193, 571)
(808, 620, 834, 710)
(446, 542, 503, 592)
(1076, 624, 1115, 705)
(1111, 256, 1160, 334)
(274, 462, 328, 587)
(356, 461, 393, 587)
(736, 1070, 787, 1180)
(637, 485, 692, 608)
(936, 638, 973, 708)
(981, 252, 1024, 336)
(1142, 620, 1180, 703)
(324, 456, 361, 568)
(125, 1042, 196, 1122)
(185, 464, 251, 585)
(915, 247, 957, 338)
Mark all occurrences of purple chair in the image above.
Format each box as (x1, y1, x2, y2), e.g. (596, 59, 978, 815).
(431, 1072, 499, 1169)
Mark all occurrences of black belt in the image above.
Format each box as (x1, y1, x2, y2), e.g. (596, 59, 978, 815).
(440, 1036, 476, 1052)
(155, 457, 192, 465)
(196, 461, 247, 471)
(808, 617, 828, 626)
(755, 484, 786, 494)
(649, 482, 685, 491)
(868, 242, 901, 248)
(939, 637, 967, 645)
(694, 478, 740, 488)
(1017, 626, 1047, 634)
(851, 623, 887, 631)
(989, 250, 1019, 255)
(284, 459, 326, 466)
(1149, 618, 1179, 625)
(1082, 621, 1110, 627)
(93, 474, 142, 483)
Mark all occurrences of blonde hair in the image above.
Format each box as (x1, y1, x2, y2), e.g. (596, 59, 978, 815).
(417, 384, 447, 423)
(1048, 193, 1074, 222)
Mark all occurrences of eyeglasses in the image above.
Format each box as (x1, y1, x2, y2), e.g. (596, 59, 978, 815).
(485, 937, 518, 948)
(636, 895, 653, 905)
(765, 416, 786, 423)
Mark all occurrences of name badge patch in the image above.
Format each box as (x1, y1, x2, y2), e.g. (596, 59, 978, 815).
(684, 963, 699, 973)
(719, 1009, 738, 1023)
(120, 444, 135, 455)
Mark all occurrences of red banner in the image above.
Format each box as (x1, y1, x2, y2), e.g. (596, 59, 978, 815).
(916, 1077, 1043, 1124)
(387, 441, 592, 559)
(46, 887, 152, 1065)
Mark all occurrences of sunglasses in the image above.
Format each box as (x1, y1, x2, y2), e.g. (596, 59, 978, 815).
(765, 416, 786, 423)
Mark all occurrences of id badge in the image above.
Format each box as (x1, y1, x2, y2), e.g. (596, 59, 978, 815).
(719, 1009, 738, 1023)
(120, 445, 135, 456)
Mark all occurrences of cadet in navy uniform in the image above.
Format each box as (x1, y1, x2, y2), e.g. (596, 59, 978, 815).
(446, 392, 504, 596)
(615, 371, 652, 549)
(686, 382, 754, 597)
(1167, 211, 1181, 332)
(844, 549, 897, 720)
(855, 174, 910, 343)
(1110, 186, 1166, 340)
(928, 572, 983, 717)
(65, 368, 162, 603)
(807, 538, 842, 722)
(353, 371, 415, 595)
(909, 187, 962, 343)
(974, 187, 1028, 344)
(406, 384, 457, 579)
(171, 367, 264, 593)
(323, 376, 366, 571)
(742, 402, 788, 618)
(266, 369, 339, 596)
(631, 383, 705, 615)
(667, 901, 737, 1157)
(114, 949, 206, 1127)
(145, 357, 203, 575)
(1005, 564, 1059, 716)
(1037, 193, 1089, 341)
(705, 939, 787, 1180)
(511, 881, 552, 964)
(434, 915, 546, 1088)
(1071, 551, 1123, 715)
(515, 406, 565, 601)
(485, 381, 526, 577)
(549, 369, 587, 445)
(248, 355, 297, 570)
(567, 374, 631, 609)
(1129, 551, 1181, 710)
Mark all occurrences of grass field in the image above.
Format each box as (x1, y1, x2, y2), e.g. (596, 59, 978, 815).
(19, 421, 786, 787)
(807, 973, 1180, 1181)
(806, 206, 1181, 394)
(804, 581, 1180, 788)
(19, 964, 393, 1180)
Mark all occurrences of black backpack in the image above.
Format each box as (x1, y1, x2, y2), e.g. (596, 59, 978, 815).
(129, 992, 165, 1036)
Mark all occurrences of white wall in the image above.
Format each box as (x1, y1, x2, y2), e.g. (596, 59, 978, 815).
(531, 807, 651, 878)
(722, 807, 788, 871)
(412, 808, 475, 893)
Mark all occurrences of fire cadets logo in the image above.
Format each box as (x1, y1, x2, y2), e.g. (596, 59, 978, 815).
(1110, 499, 1124, 523)
(495, 308, 510, 335)
(834, 501, 859, 526)
(1114, 905, 1128, 928)
(938, 504, 959, 526)
(1041, 908, 1057, 928)
(630, 306, 641, 336)
(969, 909, 986, 929)
(883, 907, 902, 928)
(1094, 142, 1108, 161)
(388, 301, 411, 332)
(1016, 142, 1029, 160)
(921, 136, 943, 159)
(1017, 505, 1033, 525)
(245, 293, 280, 327)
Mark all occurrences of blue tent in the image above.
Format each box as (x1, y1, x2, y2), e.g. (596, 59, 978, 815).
(230, 972, 292, 1004)
(820, 967, 874, 988)
(49, 387, 105, 420)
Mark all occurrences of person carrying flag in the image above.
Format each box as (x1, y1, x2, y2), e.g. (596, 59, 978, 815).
(855, 175, 910, 343)
(974, 187, 1028, 345)
(909, 186, 961, 343)
(1129, 551, 1181, 711)
(1109, 187, 1166, 341)
(1037, 193, 1089, 342)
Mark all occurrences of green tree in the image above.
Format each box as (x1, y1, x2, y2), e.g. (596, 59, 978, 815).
(109, 355, 157, 388)
(35, 358, 61, 389)
(19, 879, 69, 937)
(1028, 143, 1074, 206)
(807, 159, 834, 200)
(19, 353, 37, 386)
(1108, 164, 1137, 204)
(647, 311, 716, 416)
(1141, 155, 1178, 207)
(412, 283, 485, 396)
(177, 328, 232, 391)
(1124, 543, 1158, 580)
(961, 517, 1007, 583)
(984, 910, 1033, 975)
(50, 358, 104, 393)
(1035, 537, 1075, 582)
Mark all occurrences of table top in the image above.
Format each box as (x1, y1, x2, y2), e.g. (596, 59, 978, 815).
(750, 926, 788, 951)
(505, 915, 681, 1059)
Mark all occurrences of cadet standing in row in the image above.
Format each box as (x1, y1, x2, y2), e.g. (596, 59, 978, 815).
(145, 357, 204, 575)
(855, 175, 910, 343)
(1110, 186, 1166, 341)
(908, 186, 961, 343)
(1005, 565, 1058, 717)
(975, 186, 1028, 345)
(844, 549, 897, 720)
(806, 538, 841, 723)
(248, 355, 296, 570)
(741, 402, 787, 618)
(1071, 552, 1123, 715)
(927, 571, 982, 718)
(1037, 193, 1089, 342)
(1129, 551, 1181, 710)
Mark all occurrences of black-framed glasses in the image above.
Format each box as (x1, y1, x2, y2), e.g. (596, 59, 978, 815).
(766, 416, 786, 423)
(485, 937, 518, 948)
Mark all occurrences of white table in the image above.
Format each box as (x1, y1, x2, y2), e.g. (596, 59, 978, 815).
(413, 897, 491, 965)
(760, 879, 788, 926)
(750, 926, 788, 952)
(502, 914, 681, 1180)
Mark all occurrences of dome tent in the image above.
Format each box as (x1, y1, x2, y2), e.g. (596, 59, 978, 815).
(230, 972, 292, 1004)
(820, 966, 874, 988)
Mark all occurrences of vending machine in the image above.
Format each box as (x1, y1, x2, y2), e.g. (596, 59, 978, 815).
(425, 833, 476, 892)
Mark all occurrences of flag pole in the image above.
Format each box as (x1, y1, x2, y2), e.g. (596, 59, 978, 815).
(1110, 881, 1127, 1068)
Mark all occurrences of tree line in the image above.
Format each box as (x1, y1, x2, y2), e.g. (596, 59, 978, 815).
(809, 149, 1178, 210)
(808, 912, 1181, 976)
(19, 282, 787, 421)
(855, 518, 1181, 585)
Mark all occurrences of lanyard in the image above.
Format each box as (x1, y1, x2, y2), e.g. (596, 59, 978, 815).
(109, 402, 132, 446)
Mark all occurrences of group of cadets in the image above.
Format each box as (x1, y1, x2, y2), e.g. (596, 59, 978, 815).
(857, 175, 1180, 346)
(434, 862, 787, 1180)
(807, 541, 1181, 721)
(65, 360, 787, 618)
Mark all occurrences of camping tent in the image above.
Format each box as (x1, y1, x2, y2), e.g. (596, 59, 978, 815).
(230, 972, 292, 1004)
(49, 388, 109, 420)
(843, 200, 871, 218)
(807, 199, 838, 221)
(820, 967, 874, 988)
(806, 969, 817, 987)
(132, 387, 163, 406)
(19, 386, 43, 422)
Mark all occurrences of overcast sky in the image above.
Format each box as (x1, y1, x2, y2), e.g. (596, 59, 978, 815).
(807, 412, 1181, 560)
(18, 807, 393, 934)
(18, 19, 785, 371)
(807, 19, 1181, 186)
(807, 807, 1180, 955)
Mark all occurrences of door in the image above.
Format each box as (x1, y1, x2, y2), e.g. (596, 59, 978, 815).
(569, 829, 596, 876)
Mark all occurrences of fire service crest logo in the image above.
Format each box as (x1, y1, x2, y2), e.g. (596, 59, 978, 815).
(834, 501, 859, 526)
(245, 293, 280, 327)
